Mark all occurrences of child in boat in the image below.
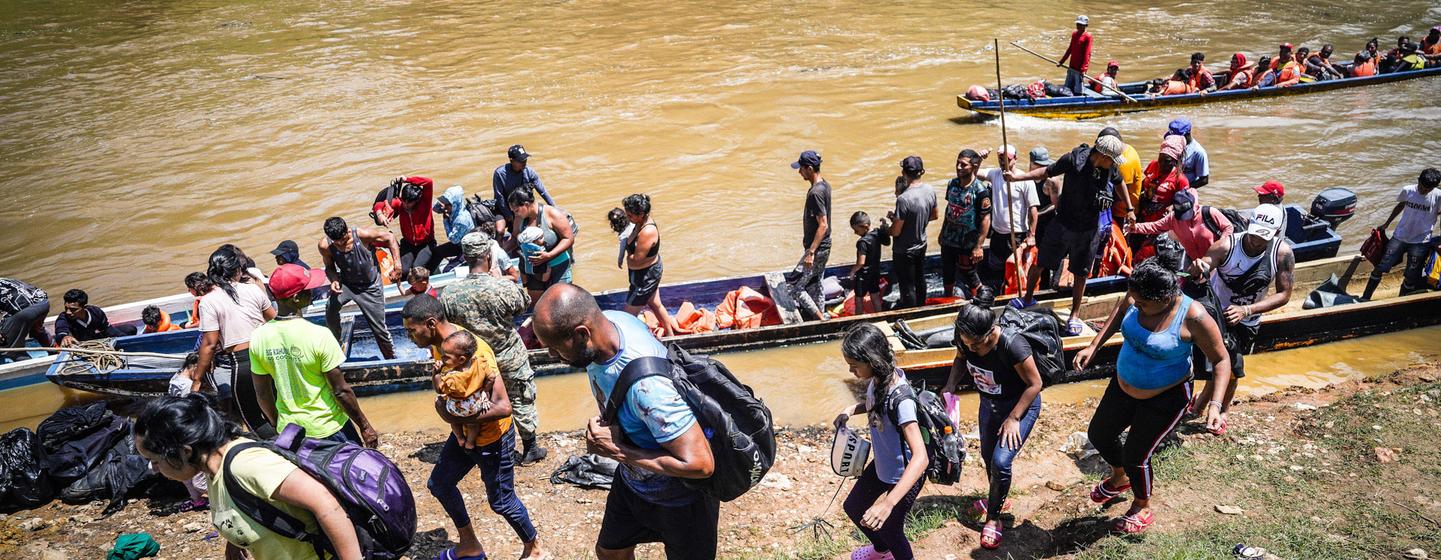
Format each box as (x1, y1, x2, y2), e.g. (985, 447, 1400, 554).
(434, 330, 497, 449)
(141, 305, 181, 333)
(517, 226, 553, 285)
(848, 211, 889, 314)
(405, 266, 438, 298)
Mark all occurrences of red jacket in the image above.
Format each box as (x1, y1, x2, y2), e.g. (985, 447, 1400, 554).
(372, 176, 435, 244)
(1063, 31, 1093, 72)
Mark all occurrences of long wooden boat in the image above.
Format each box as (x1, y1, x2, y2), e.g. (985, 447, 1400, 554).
(882, 254, 1441, 390)
(958, 66, 1441, 120)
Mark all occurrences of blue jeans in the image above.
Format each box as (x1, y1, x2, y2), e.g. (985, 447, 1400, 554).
(1371, 237, 1432, 293)
(427, 427, 537, 543)
(316, 421, 361, 445)
(1064, 68, 1086, 96)
(977, 395, 1042, 520)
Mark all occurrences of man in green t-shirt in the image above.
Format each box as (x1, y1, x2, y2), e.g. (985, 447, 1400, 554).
(250, 264, 379, 447)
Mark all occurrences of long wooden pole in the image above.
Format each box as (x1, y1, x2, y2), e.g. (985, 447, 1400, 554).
(994, 39, 1025, 295)
(1008, 41, 1138, 103)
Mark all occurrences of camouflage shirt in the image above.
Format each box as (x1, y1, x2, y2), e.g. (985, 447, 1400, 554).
(441, 274, 532, 376)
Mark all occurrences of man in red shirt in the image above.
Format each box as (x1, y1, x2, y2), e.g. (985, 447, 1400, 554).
(1057, 15, 1093, 96)
(372, 176, 438, 278)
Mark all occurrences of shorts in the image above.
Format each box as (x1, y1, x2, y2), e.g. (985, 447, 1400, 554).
(626, 259, 664, 307)
(1037, 219, 1099, 276)
(596, 476, 719, 559)
(523, 256, 573, 291)
(856, 269, 882, 295)
(1194, 321, 1257, 380)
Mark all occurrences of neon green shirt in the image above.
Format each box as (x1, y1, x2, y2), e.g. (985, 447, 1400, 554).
(249, 317, 349, 438)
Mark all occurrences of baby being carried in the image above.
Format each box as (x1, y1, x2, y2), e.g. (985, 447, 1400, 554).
(434, 330, 499, 449)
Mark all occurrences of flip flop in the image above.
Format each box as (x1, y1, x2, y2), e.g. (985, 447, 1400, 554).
(980, 523, 1003, 549)
(1208, 417, 1229, 436)
(1089, 478, 1131, 503)
(967, 498, 1014, 520)
(435, 548, 487, 560)
(1065, 317, 1086, 336)
(1114, 509, 1154, 534)
(850, 544, 895, 560)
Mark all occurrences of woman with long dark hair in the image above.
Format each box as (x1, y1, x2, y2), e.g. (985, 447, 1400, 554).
(133, 394, 362, 560)
(191, 247, 276, 435)
(620, 193, 677, 336)
(832, 323, 929, 560)
(507, 185, 577, 303)
(1075, 258, 1231, 534)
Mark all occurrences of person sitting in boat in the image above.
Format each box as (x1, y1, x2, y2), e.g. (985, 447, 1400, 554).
(1271, 43, 1295, 70)
(55, 289, 138, 346)
(182, 272, 210, 329)
(1255, 53, 1303, 88)
(1248, 56, 1275, 87)
(1090, 60, 1120, 95)
(1386, 42, 1428, 73)
(1380, 36, 1411, 73)
(1303, 44, 1345, 81)
(141, 305, 182, 334)
(1146, 69, 1197, 97)
(1351, 51, 1378, 78)
(1187, 52, 1217, 92)
(1216, 53, 1257, 91)
(1422, 26, 1441, 63)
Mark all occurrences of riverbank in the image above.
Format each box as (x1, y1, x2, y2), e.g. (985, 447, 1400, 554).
(3, 363, 1438, 559)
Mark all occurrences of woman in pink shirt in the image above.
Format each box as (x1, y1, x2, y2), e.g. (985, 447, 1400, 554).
(1126, 189, 1233, 260)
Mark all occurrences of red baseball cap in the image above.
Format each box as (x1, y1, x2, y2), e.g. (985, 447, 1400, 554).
(1254, 180, 1285, 197)
(268, 264, 327, 299)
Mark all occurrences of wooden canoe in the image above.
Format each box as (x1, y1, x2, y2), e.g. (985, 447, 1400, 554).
(882, 254, 1441, 390)
(958, 66, 1441, 120)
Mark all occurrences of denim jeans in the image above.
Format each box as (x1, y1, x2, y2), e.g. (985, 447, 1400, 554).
(977, 395, 1041, 520)
(1372, 237, 1432, 292)
(427, 427, 537, 543)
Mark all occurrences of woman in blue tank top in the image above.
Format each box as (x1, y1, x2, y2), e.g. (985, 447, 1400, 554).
(1072, 259, 1231, 534)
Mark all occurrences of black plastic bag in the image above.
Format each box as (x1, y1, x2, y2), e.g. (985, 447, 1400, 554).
(37, 402, 112, 451)
(1303, 274, 1359, 310)
(46, 415, 129, 485)
(549, 454, 618, 490)
(0, 428, 55, 512)
(60, 431, 157, 515)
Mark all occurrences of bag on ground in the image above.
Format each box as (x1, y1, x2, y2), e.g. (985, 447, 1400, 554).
(45, 414, 129, 485)
(885, 384, 964, 485)
(995, 307, 1069, 385)
(605, 344, 776, 501)
(0, 428, 55, 512)
(59, 431, 159, 515)
(549, 454, 619, 490)
(222, 424, 416, 560)
(36, 402, 112, 450)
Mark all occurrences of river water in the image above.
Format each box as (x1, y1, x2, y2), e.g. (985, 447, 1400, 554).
(3, 1, 1440, 427)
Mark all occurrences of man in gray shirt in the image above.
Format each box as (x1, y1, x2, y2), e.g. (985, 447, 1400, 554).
(886, 156, 939, 308)
(493, 144, 557, 231)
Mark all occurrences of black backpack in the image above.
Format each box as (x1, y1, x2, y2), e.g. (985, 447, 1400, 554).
(995, 307, 1068, 386)
(465, 194, 497, 228)
(1200, 205, 1249, 239)
(884, 384, 964, 485)
(604, 344, 775, 502)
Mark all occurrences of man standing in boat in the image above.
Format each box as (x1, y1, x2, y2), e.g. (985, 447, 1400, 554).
(1057, 15, 1093, 96)
(319, 217, 401, 360)
(789, 150, 832, 320)
(494, 144, 557, 235)
(1361, 167, 1441, 300)
(1188, 204, 1296, 435)
(887, 156, 939, 308)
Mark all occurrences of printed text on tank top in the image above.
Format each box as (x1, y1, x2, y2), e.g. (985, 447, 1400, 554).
(1212, 232, 1278, 326)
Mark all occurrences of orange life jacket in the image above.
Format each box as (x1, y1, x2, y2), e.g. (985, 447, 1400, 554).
(674, 301, 716, 334)
(1093, 221, 1134, 278)
(1352, 60, 1376, 77)
(1276, 61, 1303, 85)
(714, 286, 782, 330)
(1161, 80, 1196, 95)
(144, 312, 182, 334)
(1002, 246, 1039, 296)
(374, 246, 396, 285)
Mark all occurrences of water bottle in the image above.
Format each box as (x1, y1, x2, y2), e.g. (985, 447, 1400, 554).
(939, 425, 962, 483)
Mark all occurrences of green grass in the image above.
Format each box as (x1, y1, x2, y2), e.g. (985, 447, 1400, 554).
(729, 494, 970, 559)
(1075, 380, 1441, 559)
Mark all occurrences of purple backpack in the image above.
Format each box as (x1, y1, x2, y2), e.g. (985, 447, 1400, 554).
(221, 424, 416, 559)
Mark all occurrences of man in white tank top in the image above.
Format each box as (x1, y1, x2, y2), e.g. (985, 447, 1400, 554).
(1187, 204, 1295, 433)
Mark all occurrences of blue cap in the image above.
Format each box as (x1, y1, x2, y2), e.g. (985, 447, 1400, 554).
(791, 150, 822, 169)
(1166, 117, 1192, 137)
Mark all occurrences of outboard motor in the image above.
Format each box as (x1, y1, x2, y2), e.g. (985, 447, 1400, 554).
(1310, 187, 1357, 228)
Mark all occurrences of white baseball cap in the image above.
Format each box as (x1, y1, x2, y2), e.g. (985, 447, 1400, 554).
(830, 427, 871, 478)
(1246, 204, 1284, 241)
(1076, 15, 1090, 25)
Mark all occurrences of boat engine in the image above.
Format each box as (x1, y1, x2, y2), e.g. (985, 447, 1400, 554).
(1310, 187, 1357, 228)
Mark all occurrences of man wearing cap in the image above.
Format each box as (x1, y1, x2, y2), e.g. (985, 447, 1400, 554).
(442, 232, 549, 465)
(1128, 189, 1231, 260)
(1091, 60, 1120, 96)
(1097, 128, 1144, 218)
(1057, 15, 1094, 96)
(1005, 134, 1133, 334)
(373, 175, 440, 276)
(1254, 180, 1284, 206)
(1163, 118, 1209, 189)
(493, 144, 556, 232)
(979, 145, 1038, 293)
(789, 150, 832, 319)
(887, 155, 939, 308)
(1361, 168, 1441, 300)
(250, 263, 379, 447)
(1189, 204, 1295, 434)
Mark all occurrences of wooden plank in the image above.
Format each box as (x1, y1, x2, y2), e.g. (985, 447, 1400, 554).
(763, 272, 804, 325)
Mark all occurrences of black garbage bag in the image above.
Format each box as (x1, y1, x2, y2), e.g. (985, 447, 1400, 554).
(46, 415, 129, 486)
(60, 430, 157, 515)
(549, 454, 619, 490)
(37, 402, 112, 451)
(1304, 274, 1360, 309)
(0, 428, 55, 512)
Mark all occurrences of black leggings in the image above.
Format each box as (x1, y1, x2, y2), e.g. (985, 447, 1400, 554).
(210, 350, 276, 439)
(1086, 378, 1191, 501)
(939, 243, 981, 296)
(399, 238, 439, 274)
(843, 463, 923, 560)
(892, 247, 928, 308)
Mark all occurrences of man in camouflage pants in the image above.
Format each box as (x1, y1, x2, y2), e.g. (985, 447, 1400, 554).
(442, 233, 549, 465)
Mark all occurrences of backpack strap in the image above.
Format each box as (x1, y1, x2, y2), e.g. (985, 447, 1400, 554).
(882, 382, 918, 462)
(602, 356, 673, 424)
(221, 442, 331, 558)
(1200, 206, 1223, 238)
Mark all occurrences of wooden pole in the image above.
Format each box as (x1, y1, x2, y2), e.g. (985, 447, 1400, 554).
(1009, 41, 1138, 103)
(995, 39, 1025, 296)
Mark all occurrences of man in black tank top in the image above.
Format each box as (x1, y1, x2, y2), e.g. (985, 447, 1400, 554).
(319, 217, 402, 359)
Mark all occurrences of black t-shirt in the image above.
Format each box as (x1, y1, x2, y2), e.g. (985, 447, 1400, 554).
(803, 179, 832, 250)
(855, 230, 887, 280)
(1046, 145, 1121, 232)
(960, 331, 1034, 400)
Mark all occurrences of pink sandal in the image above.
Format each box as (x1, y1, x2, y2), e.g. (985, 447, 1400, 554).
(980, 523, 1003, 549)
(1114, 509, 1154, 534)
(850, 545, 894, 560)
(967, 498, 1013, 520)
(1089, 478, 1131, 503)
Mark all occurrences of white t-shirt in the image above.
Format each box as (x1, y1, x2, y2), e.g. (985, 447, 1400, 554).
(1392, 186, 1441, 244)
(198, 282, 272, 349)
(982, 168, 1039, 235)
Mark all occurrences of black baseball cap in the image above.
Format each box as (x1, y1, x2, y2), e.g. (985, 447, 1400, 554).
(790, 150, 822, 169)
(900, 155, 924, 175)
(269, 240, 299, 256)
(507, 144, 530, 161)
